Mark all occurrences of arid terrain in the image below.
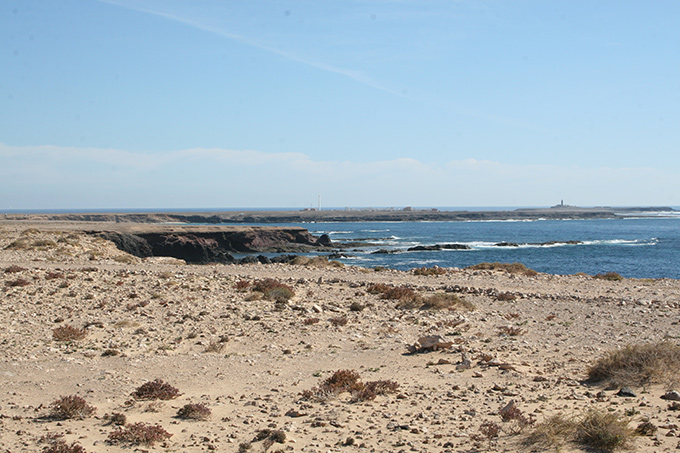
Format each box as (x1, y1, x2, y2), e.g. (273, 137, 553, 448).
(1, 222, 680, 452)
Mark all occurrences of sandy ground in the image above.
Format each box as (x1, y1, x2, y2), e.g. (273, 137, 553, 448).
(1, 225, 680, 452)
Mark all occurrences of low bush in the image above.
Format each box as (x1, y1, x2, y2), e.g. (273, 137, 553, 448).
(5, 278, 30, 287)
(177, 403, 211, 420)
(131, 379, 181, 400)
(575, 409, 634, 451)
(329, 316, 348, 327)
(41, 440, 87, 453)
(301, 370, 398, 403)
(421, 293, 475, 311)
(593, 272, 624, 281)
(252, 278, 295, 302)
(466, 262, 538, 276)
(49, 395, 96, 420)
(4, 265, 26, 273)
(413, 266, 447, 276)
(586, 341, 680, 386)
(107, 422, 172, 446)
(523, 409, 634, 452)
(53, 325, 88, 342)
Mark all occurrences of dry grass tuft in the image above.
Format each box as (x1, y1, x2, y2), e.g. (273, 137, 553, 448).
(252, 278, 295, 302)
(593, 272, 624, 281)
(466, 262, 538, 276)
(587, 341, 680, 387)
(412, 266, 447, 276)
(421, 293, 475, 311)
(524, 409, 635, 452)
(301, 370, 398, 403)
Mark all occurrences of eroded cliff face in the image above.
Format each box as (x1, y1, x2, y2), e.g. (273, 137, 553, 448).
(94, 228, 332, 264)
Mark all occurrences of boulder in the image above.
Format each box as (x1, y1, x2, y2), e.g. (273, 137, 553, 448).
(407, 335, 454, 353)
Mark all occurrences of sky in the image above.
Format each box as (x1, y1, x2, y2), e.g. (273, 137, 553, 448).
(1, 0, 679, 210)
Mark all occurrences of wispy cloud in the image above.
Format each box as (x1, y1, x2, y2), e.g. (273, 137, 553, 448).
(96, 0, 405, 97)
(2, 142, 677, 209)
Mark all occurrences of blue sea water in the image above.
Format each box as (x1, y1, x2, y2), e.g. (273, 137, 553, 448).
(298, 218, 680, 279)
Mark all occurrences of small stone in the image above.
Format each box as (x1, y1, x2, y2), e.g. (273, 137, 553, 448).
(617, 387, 637, 398)
(661, 391, 680, 401)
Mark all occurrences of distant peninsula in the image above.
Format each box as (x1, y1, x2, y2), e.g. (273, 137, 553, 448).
(2, 205, 676, 224)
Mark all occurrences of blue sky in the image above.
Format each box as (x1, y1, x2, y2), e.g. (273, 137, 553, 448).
(1, 0, 679, 209)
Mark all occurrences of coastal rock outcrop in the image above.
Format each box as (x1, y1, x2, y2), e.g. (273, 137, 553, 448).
(93, 227, 332, 264)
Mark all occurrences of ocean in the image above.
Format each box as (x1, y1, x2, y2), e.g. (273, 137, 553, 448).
(297, 218, 680, 279)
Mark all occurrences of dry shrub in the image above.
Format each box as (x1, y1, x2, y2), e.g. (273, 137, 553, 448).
(495, 292, 517, 301)
(32, 239, 57, 248)
(41, 440, 87, 453)
(291, 256, 344, 268)
(113, 254, 135, 264)
(303, 317, 320, 325)
(49, 395, 96, 420)
(252, 278, 294, 302)
(131, 379, 180, 400)
(177, 403, 211, 420)
(524, 409, 634, 452)
(498, 325, 526, 336)
(5, 278, 30, 287)
(349, 301, 365, 312)
(575, 409, 634, 451)
(586, 341, 680, 386)
(366, 283, 392, 294)
(593, 272, 624, 281)
(466, 262, 538, 276)
(4, 265, 26, 273)
(302, 370, 398, 403)
(5, 239, 29, 250)
(523, 414, 575, 451)
(45, 271, 64, 280)
(107, 422, 172, 446)
(421, 293, 475, 311)
(53, 324, 88, 342)
(329, 316, 348, 327)
(234, 280, 251, 291)
(499, 402, 535, 434)
(203, 340, 225, 353)
(413, 266, 447, 276)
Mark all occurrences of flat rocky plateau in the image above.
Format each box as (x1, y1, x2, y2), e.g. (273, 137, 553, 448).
(1, 223, 680, 452)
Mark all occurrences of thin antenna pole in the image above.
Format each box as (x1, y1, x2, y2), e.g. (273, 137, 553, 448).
(318, 195, 321, 211)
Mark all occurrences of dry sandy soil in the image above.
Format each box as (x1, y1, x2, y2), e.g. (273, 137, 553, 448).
(1, 224, 680, 452)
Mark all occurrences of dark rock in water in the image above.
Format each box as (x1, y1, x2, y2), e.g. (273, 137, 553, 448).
(441, 243, 472, 250)
(617, 387, 637, 398)
(270, 254, 298, 264)
(540, 240, 582, 246)
(408, 245, 442, 251)
(257, 255, 271, 264)
(239, 256, 260, 264)
(327, 252, 352, 259)
(495, 242, 520, 247)
(408, 243, 471, 251)
(372, 249, 400, 254)
(317, 234, 333, 246)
